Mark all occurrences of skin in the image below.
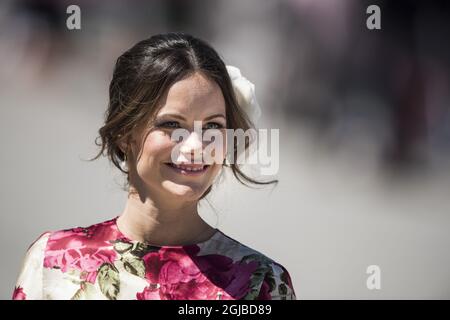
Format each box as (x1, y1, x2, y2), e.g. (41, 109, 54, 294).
(116, 71, 227, 246)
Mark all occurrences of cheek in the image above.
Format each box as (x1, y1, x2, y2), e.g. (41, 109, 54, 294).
(137, 132, 174, 167)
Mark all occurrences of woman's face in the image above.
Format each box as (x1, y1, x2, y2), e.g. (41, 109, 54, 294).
(129, 71, 227, 201)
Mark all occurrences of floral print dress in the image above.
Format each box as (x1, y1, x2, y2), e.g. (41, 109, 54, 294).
(12, 217, 296, 300)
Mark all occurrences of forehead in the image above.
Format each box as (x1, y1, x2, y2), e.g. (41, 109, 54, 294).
(157, 71, 226, 115)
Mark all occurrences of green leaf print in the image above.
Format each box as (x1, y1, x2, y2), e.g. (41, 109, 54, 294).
(98, 263, 120, 300)
(121, 252, 146, 278)
(265, 269, 276, 292)
(279, 269, 292, 299)
(243, 287, 261, 300)
(129, 242, 160, 258)
(240, 254, 273, 300)
(278, 283, 288, 296)
(113, 241, 133, 254)
(280, 270, 290, 285)
(71, 282, 97, 300)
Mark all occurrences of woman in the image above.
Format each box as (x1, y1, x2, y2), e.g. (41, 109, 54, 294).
(12, 32, 296, 300)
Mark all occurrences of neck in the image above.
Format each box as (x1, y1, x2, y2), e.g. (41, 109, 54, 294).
(116, 186, 215, 246)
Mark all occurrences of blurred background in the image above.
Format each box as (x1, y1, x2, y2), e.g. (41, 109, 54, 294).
(1, 0, 450, 299)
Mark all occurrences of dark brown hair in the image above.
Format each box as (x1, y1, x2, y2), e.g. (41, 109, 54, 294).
(91, 32, 277, 199)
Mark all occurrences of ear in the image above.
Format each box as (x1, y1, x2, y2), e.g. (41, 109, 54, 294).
(118, 128, 141, 155)
(117, 134, 130, 154)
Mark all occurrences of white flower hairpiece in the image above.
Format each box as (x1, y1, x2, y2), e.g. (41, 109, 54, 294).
(226, 65, 262, 126)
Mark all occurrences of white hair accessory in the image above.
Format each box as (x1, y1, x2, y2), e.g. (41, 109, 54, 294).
(226, 65, 262, 126)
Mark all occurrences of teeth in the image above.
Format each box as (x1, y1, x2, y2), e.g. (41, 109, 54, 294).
(171, 164, 205, 172)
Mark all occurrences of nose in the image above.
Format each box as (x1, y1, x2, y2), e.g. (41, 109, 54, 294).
(179, 131, 203, 161)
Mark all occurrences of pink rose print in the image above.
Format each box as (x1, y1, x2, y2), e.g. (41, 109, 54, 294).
(12, 286, 26, 300)
(136, 285, 161, 300)
(43, 219, 120, 283)
(137, 245, 260, 300)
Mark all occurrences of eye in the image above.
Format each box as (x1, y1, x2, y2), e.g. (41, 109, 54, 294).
(204, 122, 224, 130)
(157, 121, 180, 129)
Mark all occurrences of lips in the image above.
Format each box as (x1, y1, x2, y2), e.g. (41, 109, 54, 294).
(165, 162, 210, 175)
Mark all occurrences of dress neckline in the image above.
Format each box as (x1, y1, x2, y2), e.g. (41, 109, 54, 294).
(112, 215, 222, 248)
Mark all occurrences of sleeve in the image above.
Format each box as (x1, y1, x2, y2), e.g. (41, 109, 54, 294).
(257, 262, 297, 300)
(12, 232, 51, 300)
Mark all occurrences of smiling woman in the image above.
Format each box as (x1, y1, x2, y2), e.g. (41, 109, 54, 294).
(12, 32, 296, 300)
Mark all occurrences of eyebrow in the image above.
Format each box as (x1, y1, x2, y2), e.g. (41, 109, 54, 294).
(157, 113, 226, 121)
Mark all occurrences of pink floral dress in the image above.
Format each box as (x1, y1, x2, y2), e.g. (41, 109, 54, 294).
(12, 217, 296, 300)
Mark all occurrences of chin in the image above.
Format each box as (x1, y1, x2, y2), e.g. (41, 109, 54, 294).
(161, 181, 207, 200)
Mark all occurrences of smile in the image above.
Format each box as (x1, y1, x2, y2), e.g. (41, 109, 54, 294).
(165, 163, 210, 176)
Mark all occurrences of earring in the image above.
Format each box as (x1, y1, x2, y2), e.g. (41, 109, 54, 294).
(120, 154, 128, 171)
